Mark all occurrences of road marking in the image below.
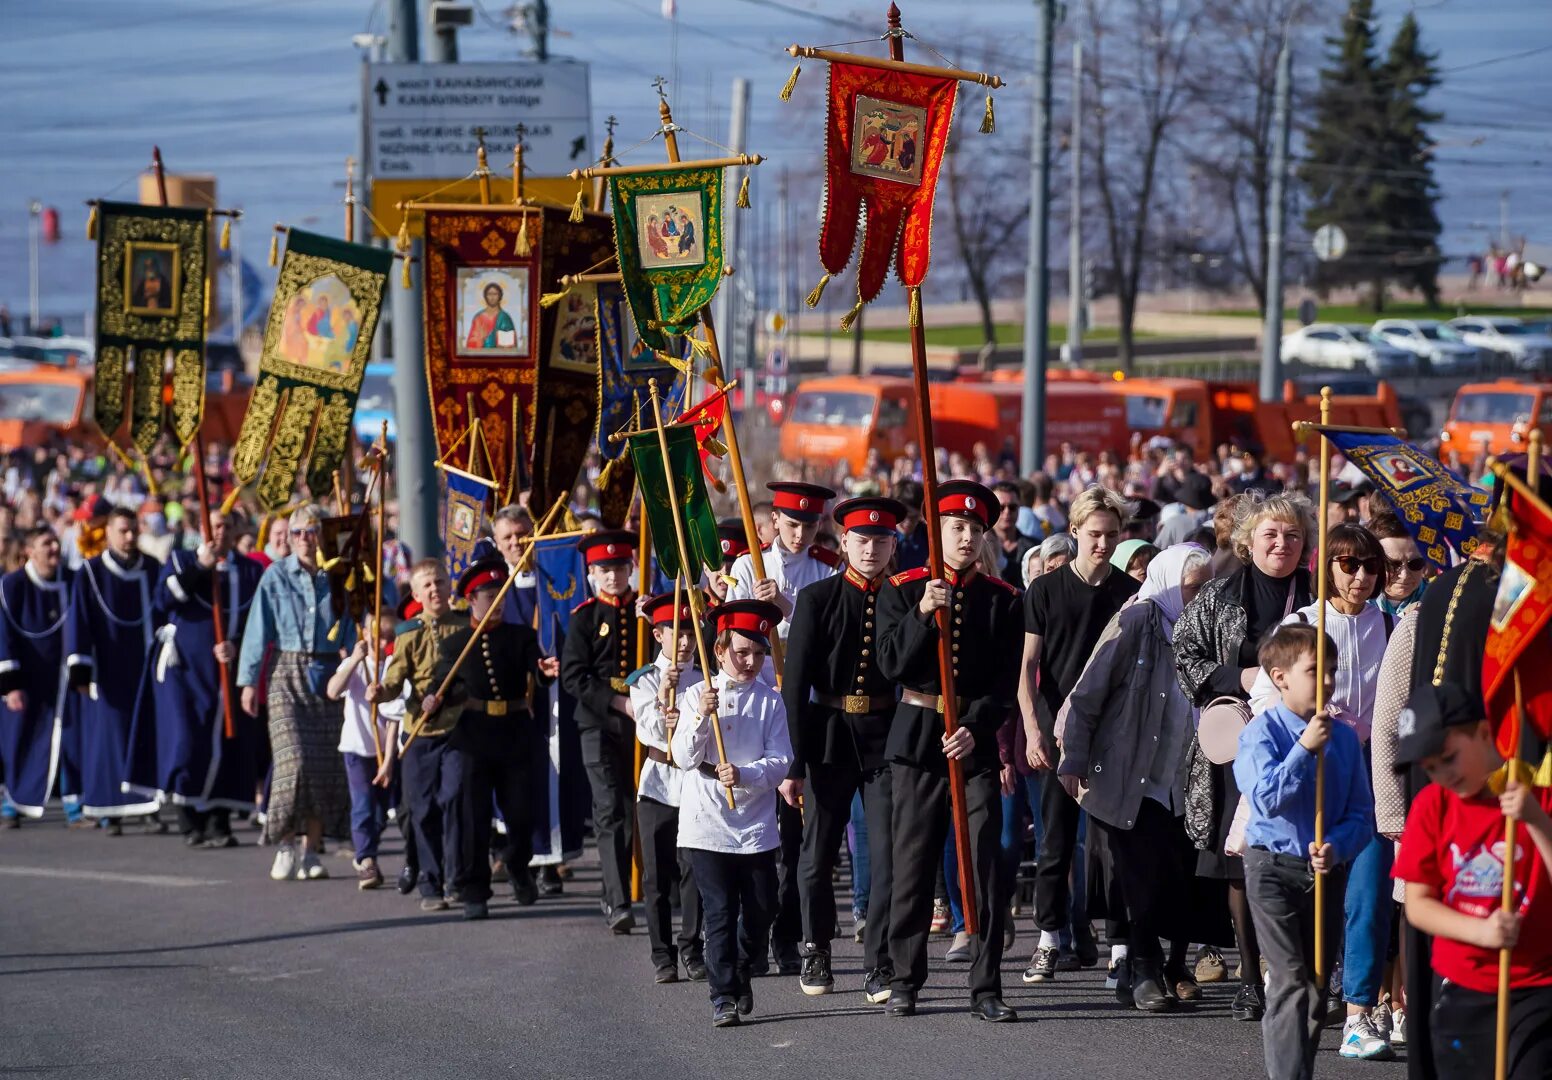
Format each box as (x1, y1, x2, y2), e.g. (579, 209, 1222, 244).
(0, 866, 227, 888)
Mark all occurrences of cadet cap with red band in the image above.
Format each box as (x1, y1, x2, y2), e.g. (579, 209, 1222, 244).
(936, 479, 997, 529)
(766, 481, 837, 524)
(717, 518, 749, 564)
(457, 555, 509, 599)
(578, 529, 638, 567)
(832, 496, 907, 537)
(642, 591, 698, 627)
(712, 599, 783, 647)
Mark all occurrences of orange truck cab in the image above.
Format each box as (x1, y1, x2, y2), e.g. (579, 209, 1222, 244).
(1441, 380, 1552, 459)
(778, 376, 918, 476)
(0, 368, 93, 450)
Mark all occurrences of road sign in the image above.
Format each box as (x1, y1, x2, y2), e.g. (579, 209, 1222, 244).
(1297, 298, 1319, 326)
(365, 60, 592, 180)
(1312, 223, 1347, 263)
(766, 346, 787, 376)
(766, 311, 786, 335)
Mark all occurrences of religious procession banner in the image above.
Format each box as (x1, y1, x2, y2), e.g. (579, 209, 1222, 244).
(1482, 485, 1552, 766)
(1325, 432, 1488, 569)
(606, 166, 725, 356)
(625, 422, 720, 579)
(232, 229, 390, 511)
(93, 201, 209, 450)
(534, 534, 588, 655)
(594, 280, 682, 526)
(441, 464, 497, 581)
(810, 62, 958, 314)
(424, 207, 613, 510)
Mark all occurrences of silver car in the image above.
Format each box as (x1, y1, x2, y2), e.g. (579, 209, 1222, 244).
(1280, 322, 1415, 375)
(1446, 317, 1552, 373)
(1372, 319, 1481, 375)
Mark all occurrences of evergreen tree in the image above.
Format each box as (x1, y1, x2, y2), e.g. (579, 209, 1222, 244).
(1379, 13, 1444, 306)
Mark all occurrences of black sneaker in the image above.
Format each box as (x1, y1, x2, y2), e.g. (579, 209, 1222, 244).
(1022, 944, 1060, 983)
(607, 906, 635, 934)
(1232, 983, 1266, 1022)
(863, 968, 893, 1005)
(712, 999, 740, 1028)
(799, 950, 834, 996)
(1055, 945, 1082, 972)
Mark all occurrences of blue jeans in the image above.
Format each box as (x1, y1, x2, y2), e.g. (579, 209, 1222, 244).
(343, 752, 390, 862)
(1342, 829, 1394, 1008)
(848, 790, 870, 920)
(999, 773, 1045, 904)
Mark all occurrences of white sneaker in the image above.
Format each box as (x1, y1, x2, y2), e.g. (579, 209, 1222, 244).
(301, 852, 328, 880)
(269, 844, 298, 881)
(1389, 1009, 1406, 1047)
(1370, 1002, 1392, 1041)
(1340, 1014, 1396, 1060)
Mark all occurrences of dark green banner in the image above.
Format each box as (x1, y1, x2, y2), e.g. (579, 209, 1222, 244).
(626, 422, 720, 579)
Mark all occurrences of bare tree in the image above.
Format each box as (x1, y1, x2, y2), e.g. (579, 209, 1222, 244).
(1084, 0, 1206, 371)
(942, 126, 1033, 349)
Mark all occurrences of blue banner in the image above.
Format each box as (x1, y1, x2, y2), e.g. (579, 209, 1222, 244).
(534, 534, 588, 655)
(442, 464, 496, 581)
(595, 280, 687, 459)
(1326, 431, 1490, 569)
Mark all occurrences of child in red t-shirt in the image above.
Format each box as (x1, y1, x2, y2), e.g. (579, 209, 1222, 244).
(1391, 681, 1552, 1079)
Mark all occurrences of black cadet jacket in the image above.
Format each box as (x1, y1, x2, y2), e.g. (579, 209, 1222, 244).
(782, 566, 898, 778)
(431, 621, 552, 721)
(560, 593, 639, 736)
(876, 565, 1023, 777)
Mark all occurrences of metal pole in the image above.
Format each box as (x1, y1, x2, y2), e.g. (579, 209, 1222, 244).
(1021, 0, 1054, 474)
(713, 77, 750, 401)
(1500, 190, 1510, 250)
(230, 212, 244, 349)
(531, 0, 549, 62)
(387, 0, 439, 560)
(27, 201, 41, 332)
(1260, 42, 1292, 403)
(1066, 40, 1083, 371)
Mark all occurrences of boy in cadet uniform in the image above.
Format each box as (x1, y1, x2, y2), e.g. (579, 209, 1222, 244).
(728, 481, 839, 974)
(629, 590, 707, 985)
(421, 555, 558, 920)
(876, 479, 1024, 1023)
(704, 518, 749, 606)
(370, 559, 464, 910)
(782, 495, 906, 1003)
(560, 529, 641, 933)
(671, 599, 793, 1028)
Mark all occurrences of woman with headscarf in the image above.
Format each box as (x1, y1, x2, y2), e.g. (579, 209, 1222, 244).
(1055, 544, 1216, 1011)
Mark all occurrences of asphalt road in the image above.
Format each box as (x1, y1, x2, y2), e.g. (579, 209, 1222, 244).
(0, 814, 1412, 1080)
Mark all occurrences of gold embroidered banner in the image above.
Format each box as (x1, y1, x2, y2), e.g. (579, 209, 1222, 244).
(232, 229, 390, 511)
(93, 201, 209, 450)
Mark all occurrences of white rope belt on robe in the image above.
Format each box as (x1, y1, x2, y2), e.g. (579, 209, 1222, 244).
(154, 623, 181, 684)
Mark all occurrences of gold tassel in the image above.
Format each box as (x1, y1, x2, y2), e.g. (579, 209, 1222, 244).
(909, 288, 922, 327)
(688, 335, 714, 360)
(804, 272, 832, 309)
(539, 288, 569, 309)
(219, 218, 231, 251)
(345, 568, 358, 592)
(395, 217, 410, 253)
(327, 618, 343, 643)
(736, 173, 751, 209)
(257, 514, 273, 550)
(86, 204, 98, 240)
(268, 233, 279, 267)
(704, 436, 729, 458)
(515, 216, 531, 256)
(401, 256, 412, 289)
(779, 63, 801, 102)
(1535, 746, 1552, 788)
(596, 456, 617, 491)
(317, 555, 343, 572)
(839, 299, 865, 332)
(980, 94, 995, 134)
(658, 352, 693, 376)
(218, 486, 241, 515)
(569, 188, 585, 223)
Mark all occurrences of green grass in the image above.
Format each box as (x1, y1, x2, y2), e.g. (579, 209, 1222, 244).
(1217, 301, 1552, 323)
(798, 321, 1151, 346)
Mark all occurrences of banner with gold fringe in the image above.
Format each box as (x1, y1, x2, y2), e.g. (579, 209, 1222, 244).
(231, 229, 389, 512)
(442, 463, 497, 581)
(93, 200, 209, 450)
(594, 279, 683, 526)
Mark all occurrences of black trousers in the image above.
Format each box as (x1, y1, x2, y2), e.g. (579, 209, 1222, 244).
(1033, 767, 1084, 933)
(178, 805, 231, 839)
(1431, 977, 1552, 1080)
(689, 847, 777, 1003)
(580, 726, 635, 914)
(1100, 798, 1190, 965)
(638, 796, 703, 970)
(888, 762, 1004, 1003)
(770, 800, 803, 952)
(799, 761, 893, 973)
(401, 734, 458, 899)
(450, 714, 534, 904)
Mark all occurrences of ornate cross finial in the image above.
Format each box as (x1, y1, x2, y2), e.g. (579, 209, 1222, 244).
(651, 75, 669, 102)
(514, 122, 528, 149)
(473, 125, 488, 152)
(605, 114, 619, 139)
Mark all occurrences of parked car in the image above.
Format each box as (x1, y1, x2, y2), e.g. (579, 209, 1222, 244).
(1280, 323, 1415, 375)
(1372, 319, 1480, 375)
(1445, 316, 1552, 373)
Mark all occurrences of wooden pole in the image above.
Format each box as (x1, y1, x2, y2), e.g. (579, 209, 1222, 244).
(648, 378, 734, 808)
(1496, 428, 1539, 1080)
(367, 420, 388, 767)
(153, 146, 238, 741)
(344, 158, 356, 243)
(784, 44, 1003, 88)
(569, 154, 763, 181)
(1314, 386, 1332, 980)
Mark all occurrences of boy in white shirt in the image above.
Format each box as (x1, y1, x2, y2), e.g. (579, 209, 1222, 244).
(671, 599, 793, 1028)
(629, 590, 707, 985)
(328, 614, 406, 890)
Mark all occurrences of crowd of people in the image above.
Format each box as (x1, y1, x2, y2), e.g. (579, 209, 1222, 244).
(2, 431, 1550, 1079)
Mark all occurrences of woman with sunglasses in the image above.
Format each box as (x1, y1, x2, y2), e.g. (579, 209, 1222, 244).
(1247, 521, 1397, 1061)
(1366, 510, 1429, 616)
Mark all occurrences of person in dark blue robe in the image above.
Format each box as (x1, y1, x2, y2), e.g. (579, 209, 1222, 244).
(64, 506, 162, 829)
(0, 526, 84, 825)
(126, 510, 264, 846)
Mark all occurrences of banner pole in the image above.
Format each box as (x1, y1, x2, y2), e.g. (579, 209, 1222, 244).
(1314, 387, 1332, 981)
